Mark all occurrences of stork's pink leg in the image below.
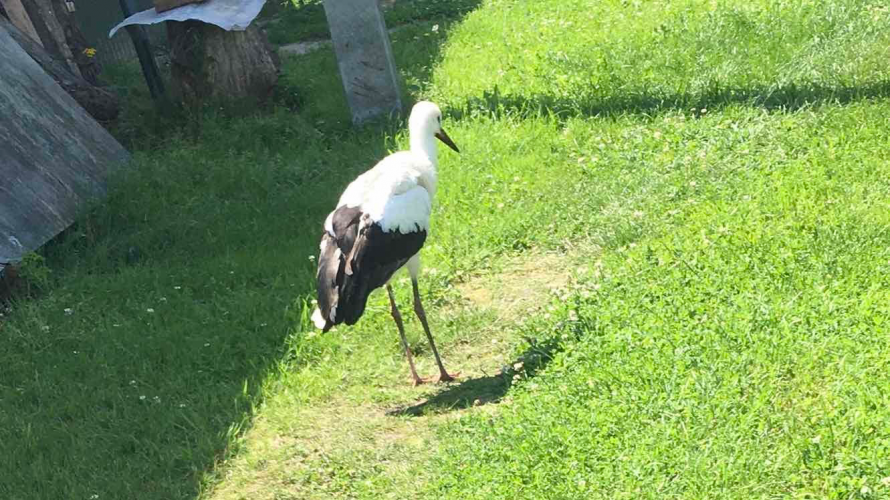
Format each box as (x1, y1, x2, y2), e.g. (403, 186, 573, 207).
(411, 279, 459, 383)
(387, 285, 427, 385)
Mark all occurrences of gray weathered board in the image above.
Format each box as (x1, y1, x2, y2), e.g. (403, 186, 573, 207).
(323, 0, 403, 124)
(0, 24, 130, 265)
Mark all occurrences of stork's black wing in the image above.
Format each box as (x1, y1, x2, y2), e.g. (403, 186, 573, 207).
(315, 205, 426, 330)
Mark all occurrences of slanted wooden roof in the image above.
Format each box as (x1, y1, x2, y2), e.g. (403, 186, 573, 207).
(0, 22, 129, 265)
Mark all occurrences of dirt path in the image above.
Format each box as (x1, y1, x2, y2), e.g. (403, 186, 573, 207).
(204, 250, 581, 499)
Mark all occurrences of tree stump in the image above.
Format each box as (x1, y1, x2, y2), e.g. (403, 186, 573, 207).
(167, 20, 279, 105)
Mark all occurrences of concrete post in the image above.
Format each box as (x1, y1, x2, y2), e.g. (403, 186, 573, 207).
(322, 0, 403, 124)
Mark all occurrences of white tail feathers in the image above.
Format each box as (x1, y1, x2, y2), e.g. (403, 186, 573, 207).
(311, 308, 327, 329)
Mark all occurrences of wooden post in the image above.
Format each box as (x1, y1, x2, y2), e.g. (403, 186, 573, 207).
(20, 0, 80, 76)
(3, 16, 120, 121)
(0, 0, 42, 44)
(119, 0, 165, 100)
(323, 0, 402, 124)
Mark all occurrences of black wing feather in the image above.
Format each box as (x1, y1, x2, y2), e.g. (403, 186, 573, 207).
(315, 206, 426, 329)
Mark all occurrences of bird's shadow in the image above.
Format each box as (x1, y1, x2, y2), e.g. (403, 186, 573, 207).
(388, 335, 564, 417)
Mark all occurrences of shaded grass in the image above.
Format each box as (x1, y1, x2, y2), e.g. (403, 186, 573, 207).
(259, 0, 482, 46)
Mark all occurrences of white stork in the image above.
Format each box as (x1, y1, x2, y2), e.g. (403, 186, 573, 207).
(311, 101, 460, 385)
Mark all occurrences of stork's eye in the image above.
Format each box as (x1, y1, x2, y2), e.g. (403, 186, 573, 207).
(437, 116, 441, 124)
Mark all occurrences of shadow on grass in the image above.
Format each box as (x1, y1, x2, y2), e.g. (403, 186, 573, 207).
(449, 79, 890, 122)
(389, 335, 564, 417)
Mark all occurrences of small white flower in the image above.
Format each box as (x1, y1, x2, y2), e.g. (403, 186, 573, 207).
(64, 308, 73, 315)
(153, 396, 161, 403)
(204, 343, 211, 347)
(432, 24, 439, 32)
(146, 308, 155, 313)
(42, 325, 50, 332)
(174, 286, 182, 290)
(139, 395, 146, 401)
(260, 323, 268, 327)
(159, 297, 167, 302)
(179, 403, 187, 408)
(308, 255, 316, 262)
(129, 380, 137, 385)
(90, 495, 100, 500)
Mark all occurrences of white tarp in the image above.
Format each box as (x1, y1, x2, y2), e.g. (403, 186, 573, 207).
(108, 0, 266, 38)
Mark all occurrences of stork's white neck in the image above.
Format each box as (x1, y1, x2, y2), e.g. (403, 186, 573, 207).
(410, 130, 438, 166)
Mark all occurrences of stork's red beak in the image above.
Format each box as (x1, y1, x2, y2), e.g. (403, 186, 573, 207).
(435, 129, 460, 153)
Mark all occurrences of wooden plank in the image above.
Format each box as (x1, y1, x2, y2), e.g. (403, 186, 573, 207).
(0, 22, 129, 264)
(0, 0, 43, 45)
(323, 0, 403, 124)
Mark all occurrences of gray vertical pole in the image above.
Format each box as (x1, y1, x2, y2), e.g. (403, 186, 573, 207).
(322, 0, 402, 124)
(119, 0, 165, 100)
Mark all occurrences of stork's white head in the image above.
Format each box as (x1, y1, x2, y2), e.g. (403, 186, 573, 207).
(408, 101, 460, 156)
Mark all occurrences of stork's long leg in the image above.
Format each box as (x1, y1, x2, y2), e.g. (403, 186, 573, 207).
(411, 278, 458, 383)
(387, 284, 425, 386)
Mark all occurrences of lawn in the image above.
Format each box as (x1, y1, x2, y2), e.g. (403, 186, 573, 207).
(3, 0, 890, 499)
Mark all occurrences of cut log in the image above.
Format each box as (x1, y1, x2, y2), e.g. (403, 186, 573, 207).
(153, 0, 205, 14)
(167, 20, 279, 105)
(2, 16, 119, 121)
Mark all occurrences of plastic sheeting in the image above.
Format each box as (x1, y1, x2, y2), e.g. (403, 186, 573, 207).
(108, 0, 266, 38)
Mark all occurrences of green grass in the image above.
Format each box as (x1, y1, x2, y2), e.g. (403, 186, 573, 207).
(4, 0, 890, 499)
(259, 0, 482, 46)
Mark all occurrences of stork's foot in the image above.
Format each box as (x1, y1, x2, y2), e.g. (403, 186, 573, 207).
(409, 371, 460, 386)
(433, 371, 460, 384)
